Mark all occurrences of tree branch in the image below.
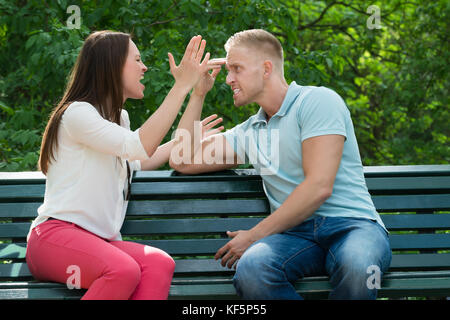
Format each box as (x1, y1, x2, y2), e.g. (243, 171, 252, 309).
(148, 16, 185, 27)
(298, 1, 338, 31)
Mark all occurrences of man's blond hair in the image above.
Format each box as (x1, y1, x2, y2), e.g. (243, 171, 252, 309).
(224, 29, 284, 77)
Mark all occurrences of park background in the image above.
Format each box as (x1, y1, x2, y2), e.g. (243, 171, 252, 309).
(0, 0, 448, 172)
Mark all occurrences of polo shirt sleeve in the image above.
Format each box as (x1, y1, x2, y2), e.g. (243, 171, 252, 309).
(222, 121, 250, 164)
(297, 87, 348, 142)
(62, 102, 150, 162)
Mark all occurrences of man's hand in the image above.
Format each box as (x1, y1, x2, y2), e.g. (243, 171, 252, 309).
(192, 64, 222, 97)
(214, 230, 257, 269)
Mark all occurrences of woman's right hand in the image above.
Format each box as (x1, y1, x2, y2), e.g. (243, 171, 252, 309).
(168, 35, 211, 92)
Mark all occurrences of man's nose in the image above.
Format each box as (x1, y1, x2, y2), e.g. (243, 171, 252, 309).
(226, 72, 234, 86)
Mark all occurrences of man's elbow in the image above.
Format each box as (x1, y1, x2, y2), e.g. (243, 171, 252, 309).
(169, 157, 185, 172)
(319, 186, 333, 203)
(169, 158, 196, 174)
(307, 177, 334, 204)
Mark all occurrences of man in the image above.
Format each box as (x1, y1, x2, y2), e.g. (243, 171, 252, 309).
(169, 29, 391, 299)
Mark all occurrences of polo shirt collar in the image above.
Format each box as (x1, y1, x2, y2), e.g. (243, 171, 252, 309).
(251, 81, 302, 126)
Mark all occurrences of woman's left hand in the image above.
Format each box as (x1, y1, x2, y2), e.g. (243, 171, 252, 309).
(201, 114, 224, 139)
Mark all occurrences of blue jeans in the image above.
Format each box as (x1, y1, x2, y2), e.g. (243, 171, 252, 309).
(233, 216, 392, 300)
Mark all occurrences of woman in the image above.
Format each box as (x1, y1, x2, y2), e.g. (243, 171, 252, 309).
(25, 31, 222, 300)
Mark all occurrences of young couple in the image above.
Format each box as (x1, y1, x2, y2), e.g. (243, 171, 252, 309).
(26, 29, 391, 300)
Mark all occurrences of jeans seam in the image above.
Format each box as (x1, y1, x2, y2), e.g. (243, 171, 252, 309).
(281, 243, 318, 273)
(314, 217, 326, 242)
(327, 248, 337, 272)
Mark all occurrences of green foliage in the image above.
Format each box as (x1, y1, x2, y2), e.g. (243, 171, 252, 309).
(0, 0, 448, 171)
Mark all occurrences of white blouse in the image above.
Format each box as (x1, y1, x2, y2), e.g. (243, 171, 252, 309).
(27, 101, 149, 241)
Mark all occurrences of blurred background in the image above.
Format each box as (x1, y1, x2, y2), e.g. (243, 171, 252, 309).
(0, 0, 448, 171)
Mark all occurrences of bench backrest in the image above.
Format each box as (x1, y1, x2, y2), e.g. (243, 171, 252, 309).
(1, 165, 449, 281)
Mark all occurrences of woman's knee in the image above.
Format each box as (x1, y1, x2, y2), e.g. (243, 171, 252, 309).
(108, 258, 142, 288)
(142, 246, 176, 275)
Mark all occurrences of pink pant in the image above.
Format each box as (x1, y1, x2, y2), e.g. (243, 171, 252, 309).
(26, 218, 175, 300)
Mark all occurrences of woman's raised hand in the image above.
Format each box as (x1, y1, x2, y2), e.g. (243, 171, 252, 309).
(168, 35, 212, 92)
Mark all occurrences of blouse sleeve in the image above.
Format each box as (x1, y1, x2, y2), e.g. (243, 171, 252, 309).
(62, 102, 149, 162)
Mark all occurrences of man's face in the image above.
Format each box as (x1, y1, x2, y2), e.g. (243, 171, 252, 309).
(225, 45, 265, 107)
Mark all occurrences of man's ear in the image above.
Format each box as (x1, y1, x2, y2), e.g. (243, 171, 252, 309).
(263, 60, 273, 79)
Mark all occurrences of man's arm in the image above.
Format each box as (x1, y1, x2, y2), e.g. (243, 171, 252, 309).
(140, 114, 225, 171)
(215, 134, 345, 268)
(169, 66, 240, 174)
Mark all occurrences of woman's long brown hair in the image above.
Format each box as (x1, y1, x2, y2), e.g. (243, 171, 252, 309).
(38, 31, 131, 175)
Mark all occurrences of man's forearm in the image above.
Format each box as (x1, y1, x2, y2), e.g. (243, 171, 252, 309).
(249, 178, 332, 241)
(214, 178, 332, 268)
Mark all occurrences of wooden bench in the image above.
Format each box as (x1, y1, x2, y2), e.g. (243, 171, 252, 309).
(1, 165, 449, 299)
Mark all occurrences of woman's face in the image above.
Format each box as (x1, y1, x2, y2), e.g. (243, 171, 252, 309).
(122, 39, 148, 101)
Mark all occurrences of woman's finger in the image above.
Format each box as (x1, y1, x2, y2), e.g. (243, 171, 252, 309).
(167, 52, 177, 73)
(196, 39, 206, 63)
(204, 127, 224, 137)
(205, 117, 223, 130)
(201, 114, 218, 125)
(181, 36, 197, 63)
(190, 35, 202, 60)
(200, 51, 211, 68)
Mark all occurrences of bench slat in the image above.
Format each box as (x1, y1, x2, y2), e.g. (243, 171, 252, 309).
(131, 180, 265, 198)
(0, 185, 44, 202)
(1, 214, 449, 239)
(0, 199, 270, 219)
(1, 165, 449, 182)
(1, 194, 449, 220)
(390, 253, 450, 270)
(389, 234, 450, 250)
(3, 254, 449, 280)
(1, 233, 450, 261)
(2, 176, 449, 202)
(373, 194, 450, 211)
(121, 218, 263, 235)
(171, 254, 450, 273)
(0, 203, 41, 218)
(0, 283, 82, 300)
(131, 176, 450, 196)
(126, 199, 269, 216)
(0, 218, 263, 238)
(362, 165, 450, 177)
(367, 176, 450, 193)
(2, 270, 450, 300)
(381, 214, 450, 230)
(0, 223, 31, 239)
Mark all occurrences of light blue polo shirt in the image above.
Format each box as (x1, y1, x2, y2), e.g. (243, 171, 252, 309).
(222, 81, 386, 230)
